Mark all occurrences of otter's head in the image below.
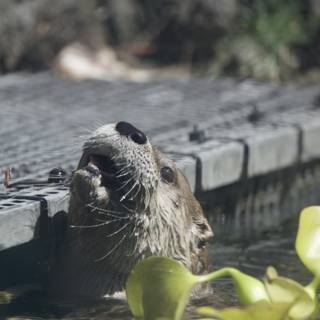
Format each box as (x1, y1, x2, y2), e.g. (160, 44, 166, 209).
(64, 121, 213, 296)
(76, 121, 159, 210)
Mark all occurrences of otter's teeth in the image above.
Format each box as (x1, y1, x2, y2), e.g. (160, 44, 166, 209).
(86, 163, 101, 177)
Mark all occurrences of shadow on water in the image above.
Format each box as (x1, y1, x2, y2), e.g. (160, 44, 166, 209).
(0, 219, 312, 320)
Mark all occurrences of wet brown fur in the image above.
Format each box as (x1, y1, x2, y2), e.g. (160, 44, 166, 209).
(51, 124, 213, 297)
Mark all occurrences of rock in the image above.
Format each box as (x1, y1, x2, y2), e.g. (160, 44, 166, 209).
(0, 0, 105, 71)
(54, 42, 151, 82)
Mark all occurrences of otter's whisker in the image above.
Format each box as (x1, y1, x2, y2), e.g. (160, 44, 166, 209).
(116, 175, 136, 192)
(116, 161, 130, 174)
(119, 201, 137, 214)
(70, 219, 117, 229)
(94, 232, 128, 262)
(115, 163, 134, 175)
(106, 221, 131, 238)
(115, 170, 131, 178)
(129, 182, 141, 201)
(96, 212, 130, 221)
(126, 223, 141, 256)
(93, 217, 125, 225)
(143, 186, 152, 210)
(120, 180, 138, 202)
(86, 204, 131, 219)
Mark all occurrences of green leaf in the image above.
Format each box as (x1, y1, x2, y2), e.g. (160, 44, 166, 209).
(198, 303, 292, 320)
(227, 268, 269, 306)
(126, 256, 198, 320)
(264, 267, 315, 319)
(296, 206, 320, 279)
(126, 258, 270, 319)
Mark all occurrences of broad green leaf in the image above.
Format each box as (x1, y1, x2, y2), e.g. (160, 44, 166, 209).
(296, 206, 320, 279)
(126, 256, 198, 320)
(126, 258, 270, 319)
(198, 303, 292, 320)
(265, 267, 315, 319)
(227, 268, 269, 306)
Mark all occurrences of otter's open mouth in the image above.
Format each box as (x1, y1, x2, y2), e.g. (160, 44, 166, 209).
(88, 154, 120, 188)
(82, 153, 139, 203)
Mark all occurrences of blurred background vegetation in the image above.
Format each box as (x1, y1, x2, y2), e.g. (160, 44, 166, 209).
(1, 0, 320, 82)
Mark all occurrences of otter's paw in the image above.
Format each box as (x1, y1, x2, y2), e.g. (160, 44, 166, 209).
(70, 163, 109, 206)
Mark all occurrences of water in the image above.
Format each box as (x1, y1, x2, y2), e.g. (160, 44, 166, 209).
(1, 229, 312, 320)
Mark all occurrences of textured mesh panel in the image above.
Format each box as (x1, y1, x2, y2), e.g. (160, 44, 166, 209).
(0, 72, 319, 249)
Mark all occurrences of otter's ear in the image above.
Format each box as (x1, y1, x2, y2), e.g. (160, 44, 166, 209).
(191, 200, 214, 242)
(193, 216, 214, 242)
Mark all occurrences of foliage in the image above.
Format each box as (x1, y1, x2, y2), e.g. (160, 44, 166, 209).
(213, 0, 320, 81)
(126, 256, 198, 320)
(296, 207, 320, 278)
(126, 206, 320, 320)
(198, 302, 292, 320)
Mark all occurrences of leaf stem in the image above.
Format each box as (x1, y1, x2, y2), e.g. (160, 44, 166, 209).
(196, 267, 237, 283)
(305, 276, 320, 299)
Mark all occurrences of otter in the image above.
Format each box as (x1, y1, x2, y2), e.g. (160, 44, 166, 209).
(53, 121, 213, 297)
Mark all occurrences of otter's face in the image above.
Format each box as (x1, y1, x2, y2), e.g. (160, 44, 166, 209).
(74, 121, 160, 210)
(70, 122, 212, 238)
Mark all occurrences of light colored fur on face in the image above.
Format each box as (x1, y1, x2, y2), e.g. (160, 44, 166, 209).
(53, 123, 213, 297)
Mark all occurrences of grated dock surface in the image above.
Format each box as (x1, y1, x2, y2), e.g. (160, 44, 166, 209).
(0, 72, 320, 251)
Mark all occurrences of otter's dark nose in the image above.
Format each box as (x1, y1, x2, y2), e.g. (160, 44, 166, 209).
(115, 121, 147, 145)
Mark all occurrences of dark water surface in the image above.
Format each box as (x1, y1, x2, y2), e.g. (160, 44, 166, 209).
(1, 233, 312, 320)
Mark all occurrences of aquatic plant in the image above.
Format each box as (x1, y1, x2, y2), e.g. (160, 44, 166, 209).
(126, 206, 320, 320)
(212, 0, 319, 81)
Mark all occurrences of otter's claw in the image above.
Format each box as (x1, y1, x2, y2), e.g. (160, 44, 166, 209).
(86, 162, 101, 177)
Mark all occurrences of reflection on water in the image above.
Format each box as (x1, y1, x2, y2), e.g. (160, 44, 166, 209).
(1, 234, 312, 320)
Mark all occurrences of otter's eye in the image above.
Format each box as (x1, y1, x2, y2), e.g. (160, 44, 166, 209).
(160, 166, 174, 183)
